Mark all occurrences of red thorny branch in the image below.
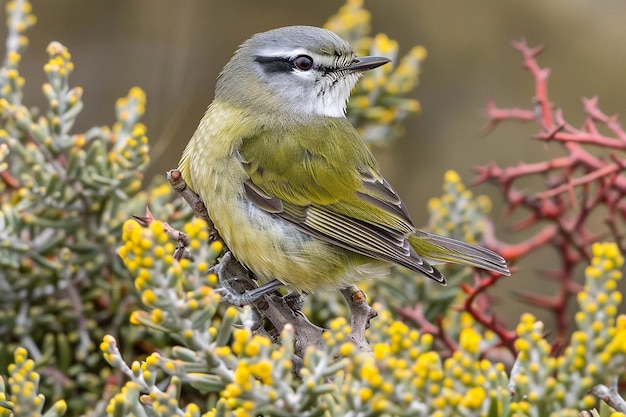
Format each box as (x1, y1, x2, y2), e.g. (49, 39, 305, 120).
(473, 39, 626, 351)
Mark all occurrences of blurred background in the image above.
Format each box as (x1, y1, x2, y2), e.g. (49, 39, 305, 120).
(13, 0, 626, 324)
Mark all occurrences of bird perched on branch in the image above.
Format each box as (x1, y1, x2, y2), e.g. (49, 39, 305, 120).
(179, 26, 510, 304)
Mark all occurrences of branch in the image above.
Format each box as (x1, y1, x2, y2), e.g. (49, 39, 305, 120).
(511, 39, 553, 129)
(167, 169, 221, 244)
(461, 274, 517, 356)
(590, 377, 626, 413)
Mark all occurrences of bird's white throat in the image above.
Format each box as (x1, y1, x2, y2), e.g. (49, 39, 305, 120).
(288, 70, 360, 118)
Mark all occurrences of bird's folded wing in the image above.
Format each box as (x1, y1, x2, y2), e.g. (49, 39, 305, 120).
(238, 119, 444, 282)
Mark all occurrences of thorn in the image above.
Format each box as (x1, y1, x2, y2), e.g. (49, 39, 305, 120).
(132, 207, 154, 227)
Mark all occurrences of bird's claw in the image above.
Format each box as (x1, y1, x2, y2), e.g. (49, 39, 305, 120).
(215, 286, 256, 307)
(212, 251, 287, 306)
(212, 252, 257, 306)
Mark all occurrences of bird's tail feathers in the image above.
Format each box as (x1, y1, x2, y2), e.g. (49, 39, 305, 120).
(409, 231, 510, 276)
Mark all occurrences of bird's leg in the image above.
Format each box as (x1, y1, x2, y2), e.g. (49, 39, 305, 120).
(213, 252, 285, 306)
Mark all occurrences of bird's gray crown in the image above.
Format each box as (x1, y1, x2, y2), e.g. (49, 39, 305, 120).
(246, 25, 354, 62)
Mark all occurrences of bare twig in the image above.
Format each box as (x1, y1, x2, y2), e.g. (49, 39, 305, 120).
(132, 206, 193, 261)
(460, 274, 517, 356)
(167, 169, 221, 244)
(590, 377, 626, 413)
(340, 285, 377, 353)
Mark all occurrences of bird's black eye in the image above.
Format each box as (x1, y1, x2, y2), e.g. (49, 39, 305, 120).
(293, 55, 314, 71)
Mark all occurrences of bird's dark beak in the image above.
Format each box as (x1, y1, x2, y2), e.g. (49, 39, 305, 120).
(347, 56, 391, 72)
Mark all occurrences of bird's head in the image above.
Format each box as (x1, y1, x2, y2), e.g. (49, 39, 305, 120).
(215, 25, 390, 118)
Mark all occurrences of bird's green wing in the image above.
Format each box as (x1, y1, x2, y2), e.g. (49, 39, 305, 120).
(238, 116, 445, 283)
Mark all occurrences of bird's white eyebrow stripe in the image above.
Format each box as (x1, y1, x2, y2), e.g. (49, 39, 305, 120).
(256, 48, 311, 59)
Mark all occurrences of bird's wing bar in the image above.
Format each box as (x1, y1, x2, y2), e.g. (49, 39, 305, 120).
(358, 168, 413, 227)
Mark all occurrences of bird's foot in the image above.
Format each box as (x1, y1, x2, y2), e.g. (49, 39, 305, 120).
(213, 252, 285, 307)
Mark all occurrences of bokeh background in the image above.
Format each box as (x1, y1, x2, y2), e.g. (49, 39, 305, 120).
(13, 0, 626, 327)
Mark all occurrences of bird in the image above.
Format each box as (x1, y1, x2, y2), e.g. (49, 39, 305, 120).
(178, 25, 509, 304)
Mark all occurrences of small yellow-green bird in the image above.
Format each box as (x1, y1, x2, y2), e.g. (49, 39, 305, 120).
(179, 26, 509, 303)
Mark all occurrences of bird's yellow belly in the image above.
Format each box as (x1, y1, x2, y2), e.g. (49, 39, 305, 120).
(200, 168, 388, 293)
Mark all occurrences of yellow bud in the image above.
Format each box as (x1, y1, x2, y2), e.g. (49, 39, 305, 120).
(444, 170, 461, 184)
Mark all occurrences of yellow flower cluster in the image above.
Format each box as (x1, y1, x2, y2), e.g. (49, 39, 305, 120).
(0, 66, 24, 102)
(430, 328, 508, 416)
(5, 0, 36, 62)
(510, 242, 626, 413)
(324, 0, 371, 52)
(100, 334, 122, 371)
(119, 217, 222, 334)
(320, 306, 510, 415)
(1, 348, 67, 417)
(607, 316, 626, 363)
(511, 313, 560, 411)
(428, 169, 493, 245)
(206, 328, 296, 417)
(44, 41, 73, 81)
(387, 45, 427, 96)
(323, 0, 424, 145)
(105, 382, 142, 416)
(115, 87, 146, 128)
(110, 87, 150, 172)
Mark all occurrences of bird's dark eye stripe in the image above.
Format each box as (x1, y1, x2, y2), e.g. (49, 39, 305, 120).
(254, 56, 293, 73)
